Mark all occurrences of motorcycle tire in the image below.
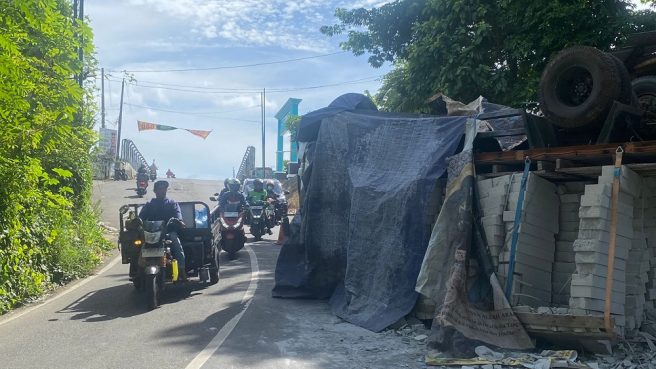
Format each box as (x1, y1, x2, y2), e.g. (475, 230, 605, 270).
(146, 274, 158, 310)
(252, 226, 262, 241)
(209, 248, 220, 284)
(132, 276, 143, 291)
(538, 46, 624, 128)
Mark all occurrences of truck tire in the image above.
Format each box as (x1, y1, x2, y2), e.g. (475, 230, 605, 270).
(633, 76, 656, 113)
(539, 46, 624, 128)
(633, 76, 656, 138)
(609, 54, 633, 105)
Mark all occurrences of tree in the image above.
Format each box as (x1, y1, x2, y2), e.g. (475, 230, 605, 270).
(0, 0, 109, 313)
(322, 0, 656, 111)
(285, 115, 301, 142)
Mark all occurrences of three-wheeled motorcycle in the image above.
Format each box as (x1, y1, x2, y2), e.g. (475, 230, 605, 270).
(118, 201, 220, 309)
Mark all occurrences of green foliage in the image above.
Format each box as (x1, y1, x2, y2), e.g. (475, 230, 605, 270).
(323, 0, 656, 112)
(0, 0, 110, 314)
(285, 115, 301, 142)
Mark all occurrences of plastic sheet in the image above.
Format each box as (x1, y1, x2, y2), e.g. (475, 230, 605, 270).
(273, 107, 466, 332)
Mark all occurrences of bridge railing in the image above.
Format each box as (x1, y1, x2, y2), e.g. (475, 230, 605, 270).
(120, 139, 148, 173)
(237, 146, 255, 181)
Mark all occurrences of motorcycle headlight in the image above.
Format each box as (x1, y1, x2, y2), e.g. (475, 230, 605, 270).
(134, 240, 142, 247)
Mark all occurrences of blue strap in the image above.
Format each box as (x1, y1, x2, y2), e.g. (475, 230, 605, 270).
(504, 157, 531, 299)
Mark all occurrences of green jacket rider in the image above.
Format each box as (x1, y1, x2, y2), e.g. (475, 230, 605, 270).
(247, 178, 268, 204)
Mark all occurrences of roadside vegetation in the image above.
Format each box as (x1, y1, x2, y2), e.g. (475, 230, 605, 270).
(0, 0, 110, 314)
(322, 0, 656, 112)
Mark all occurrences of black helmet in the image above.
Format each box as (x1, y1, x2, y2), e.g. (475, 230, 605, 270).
(254, 178, 263, 191)
(227, 178, 241, 192)
(154, 180, 169, 189)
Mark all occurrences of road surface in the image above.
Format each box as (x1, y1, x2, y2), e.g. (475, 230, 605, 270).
(0, 179, 427, 369)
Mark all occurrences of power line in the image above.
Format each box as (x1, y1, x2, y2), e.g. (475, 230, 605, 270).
(268, 76, 384, 93)
(124, 103, 261, 117)
(121, 79, 260, 92)
(124, 103, 261, 122)
(109, 75, 384, 95)
(110, 51, 347, 73)
(124, 75, 384, 92)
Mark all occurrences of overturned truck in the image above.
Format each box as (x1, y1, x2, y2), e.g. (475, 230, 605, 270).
(273, 31, 656, 361)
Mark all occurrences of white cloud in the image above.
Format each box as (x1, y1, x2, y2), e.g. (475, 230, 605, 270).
(87, 0, 391, 179)
(124, 0, 339, 52)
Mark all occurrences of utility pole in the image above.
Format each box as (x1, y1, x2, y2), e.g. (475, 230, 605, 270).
(101, 68, 105, 128)
(261, 88, 266, 178)
(116, 78, 125, 161)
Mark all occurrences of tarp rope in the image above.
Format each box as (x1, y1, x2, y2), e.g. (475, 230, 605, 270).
(604, 146, 623, 333)
(504, 156, 531, 299)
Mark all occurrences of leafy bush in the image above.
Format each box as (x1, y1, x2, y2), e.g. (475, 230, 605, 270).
(0, 0, 110, 314)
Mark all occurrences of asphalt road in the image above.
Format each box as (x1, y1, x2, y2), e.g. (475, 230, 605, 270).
(0, 179, 427, 369)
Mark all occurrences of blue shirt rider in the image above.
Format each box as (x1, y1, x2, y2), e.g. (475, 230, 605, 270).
(219, 178, 246, 211)
(139, 180, 188, 281)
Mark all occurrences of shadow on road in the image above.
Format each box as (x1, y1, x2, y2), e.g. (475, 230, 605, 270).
(57, 281, 208, 322)
(57, 284, 147, 321)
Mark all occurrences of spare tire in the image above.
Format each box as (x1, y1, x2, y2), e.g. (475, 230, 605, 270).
(539, 46, 623, 128)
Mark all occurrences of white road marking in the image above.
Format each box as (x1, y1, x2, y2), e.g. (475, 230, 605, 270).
(0, 255, 122, 327)
(185, 245, 260, 369)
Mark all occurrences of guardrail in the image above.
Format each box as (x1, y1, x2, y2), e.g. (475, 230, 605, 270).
(120, 139, 148, 173)
(237, 146, 255, 181)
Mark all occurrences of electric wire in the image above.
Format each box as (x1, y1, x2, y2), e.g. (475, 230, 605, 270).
(110, 51, 347, 73)
(106, 75, 383, 94)
(124, 103, 261, 121)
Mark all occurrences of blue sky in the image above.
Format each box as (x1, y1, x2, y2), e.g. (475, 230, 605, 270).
(87, 1, 651, 180)
(87, 0, 392, 179)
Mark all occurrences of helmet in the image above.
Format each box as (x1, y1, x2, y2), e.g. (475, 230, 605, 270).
(266, 180, 275, 190)
(227, 178, 241, 192)
(254, 178, 263, 191)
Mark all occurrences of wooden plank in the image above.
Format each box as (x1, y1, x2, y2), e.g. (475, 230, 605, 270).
(515, 312, 608, 330)
(537, 160, 555, 171)
(475, 140, 656, 166)
(524, 330, 616, 341)
(477, 128, 526, 138)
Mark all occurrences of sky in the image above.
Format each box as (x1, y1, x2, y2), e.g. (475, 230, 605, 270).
(87, 0, 393, 180)
(87, 1, 652, 180)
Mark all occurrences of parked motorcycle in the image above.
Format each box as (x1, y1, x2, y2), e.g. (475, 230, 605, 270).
(114, 167, 128, 181)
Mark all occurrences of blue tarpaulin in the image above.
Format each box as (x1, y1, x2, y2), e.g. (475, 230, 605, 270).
(273, 94, 466, 331)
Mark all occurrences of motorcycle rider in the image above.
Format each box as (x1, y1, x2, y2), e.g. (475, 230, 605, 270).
(218, 178, 231, 198)
(139, 180, 187, 281)
(136, 164, 149, 182)
(219, 178, 246, 211)
(247, 179, 273, 234)
(265, 180, 278, 200)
